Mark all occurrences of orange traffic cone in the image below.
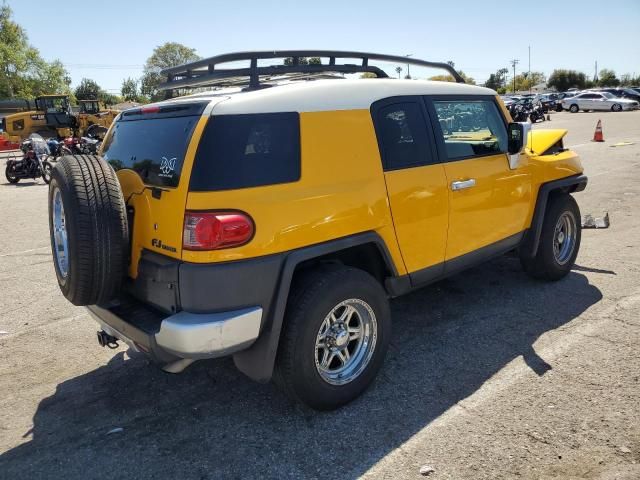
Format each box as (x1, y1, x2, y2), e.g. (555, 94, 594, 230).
(593, 120, 604, 142)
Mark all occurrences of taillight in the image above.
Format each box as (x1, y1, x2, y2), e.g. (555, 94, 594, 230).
(183, 211, 254, 250)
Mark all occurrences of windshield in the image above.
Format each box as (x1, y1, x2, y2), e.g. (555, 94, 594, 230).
(102, 115, 199, 188)
(27, 133, 50, 155)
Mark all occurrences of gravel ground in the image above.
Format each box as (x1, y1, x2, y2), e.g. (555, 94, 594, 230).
(0, 110, 639, 479)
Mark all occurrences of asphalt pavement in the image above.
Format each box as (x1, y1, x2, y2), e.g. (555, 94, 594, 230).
(0, 110, 639, 479)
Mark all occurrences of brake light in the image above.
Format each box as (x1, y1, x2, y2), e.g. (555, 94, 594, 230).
(141, 105, 160, 114)
(183, 211, 254, 250)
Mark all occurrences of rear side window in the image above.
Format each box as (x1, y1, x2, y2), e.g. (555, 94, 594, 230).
(374, 102, 434, 171)
(102, 115, 200, 188)
(190, 112, 300, 191)
(432, 100, 507, 160)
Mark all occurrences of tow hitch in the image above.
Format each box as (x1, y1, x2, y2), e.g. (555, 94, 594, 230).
(97, 330, 119, 349)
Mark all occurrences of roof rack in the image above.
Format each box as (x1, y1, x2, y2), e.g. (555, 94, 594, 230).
(158, 50, 465, 93)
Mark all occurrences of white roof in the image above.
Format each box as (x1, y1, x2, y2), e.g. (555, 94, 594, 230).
(171, 79, 495, 115)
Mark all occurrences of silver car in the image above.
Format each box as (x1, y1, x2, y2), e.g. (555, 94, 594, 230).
(562, 91, 639, 112)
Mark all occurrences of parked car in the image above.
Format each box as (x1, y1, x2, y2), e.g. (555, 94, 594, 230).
(561, 91, 639, 112)
(501, 96, 517, 107)
(47, 50, 588, 410)
(558, 91, 580, 100)
(598, 88, 640, 103)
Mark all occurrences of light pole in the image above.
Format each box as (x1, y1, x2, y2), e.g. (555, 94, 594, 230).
(405, 54, 413, 79)
(528, 46, 531, 93)
(510, 59, 519, 93)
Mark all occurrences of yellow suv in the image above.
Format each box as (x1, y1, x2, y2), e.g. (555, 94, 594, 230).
(48, 51, 586, 410)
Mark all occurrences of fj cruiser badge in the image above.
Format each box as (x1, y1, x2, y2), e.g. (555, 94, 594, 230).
(151, 238, 177, 252)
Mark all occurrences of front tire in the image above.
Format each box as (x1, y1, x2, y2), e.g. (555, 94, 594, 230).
(611, 103, 622, 112)
(520, 194, 581, 281)
(275, 267, 391, 410)
(41, 161, 52, 184)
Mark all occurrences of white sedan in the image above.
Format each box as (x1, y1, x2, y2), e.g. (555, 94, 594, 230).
(562, 92, 639, 112)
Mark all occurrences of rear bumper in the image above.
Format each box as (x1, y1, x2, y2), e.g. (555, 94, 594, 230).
(87, 301, 262, 361)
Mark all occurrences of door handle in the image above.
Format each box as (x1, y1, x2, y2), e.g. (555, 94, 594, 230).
(451, 179, 476, 191)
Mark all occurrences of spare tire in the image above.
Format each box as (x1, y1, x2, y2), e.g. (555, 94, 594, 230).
(48, 155, 129, 305)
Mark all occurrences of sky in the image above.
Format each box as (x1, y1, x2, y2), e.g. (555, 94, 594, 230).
(8, 0, 640, 92)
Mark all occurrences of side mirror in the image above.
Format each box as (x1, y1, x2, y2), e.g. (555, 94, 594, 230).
(507, 122, 530, 169)
(508, 122, 525, 154)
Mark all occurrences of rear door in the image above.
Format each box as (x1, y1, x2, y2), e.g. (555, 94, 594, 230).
(372, 97, 448, 284)
(101, 101, 213, 276)
(579, 93, 597, 110)
(426, 96, 532, 267)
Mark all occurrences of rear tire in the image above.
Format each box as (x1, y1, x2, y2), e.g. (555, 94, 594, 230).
(611, 104, 622, 112)
(48, 155, 128, 305)
(5, 165, 19, 184)
(520, 194, 581, 281)
(275, 266, 391, 410)
(569, 104, 579, 113)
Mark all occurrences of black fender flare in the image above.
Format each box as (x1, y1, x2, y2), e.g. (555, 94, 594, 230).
(233, 231, 398, 382)
(521, 174, 587, 258)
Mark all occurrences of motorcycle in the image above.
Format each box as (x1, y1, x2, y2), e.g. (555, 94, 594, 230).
(5, 134, 54, 184)
(509, 99, 546, 123)
(528, 100, 546, 123)
(62, 135, 102, 155)
(46, 138, 73, 160)
(508, 102, 529, 122)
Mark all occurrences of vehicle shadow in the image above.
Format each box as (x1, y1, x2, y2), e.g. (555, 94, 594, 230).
(0, 255, 602, 479)
(1, 181, 43, 187)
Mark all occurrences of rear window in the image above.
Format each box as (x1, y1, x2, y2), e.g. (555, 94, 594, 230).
(102, 109, 202, 188)
(189, 112, 300, 191)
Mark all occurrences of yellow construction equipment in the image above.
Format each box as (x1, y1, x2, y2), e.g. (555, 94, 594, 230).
(1, 95, 117, 142)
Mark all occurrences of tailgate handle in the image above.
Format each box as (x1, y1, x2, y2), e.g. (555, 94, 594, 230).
(451, 179, 476, 191)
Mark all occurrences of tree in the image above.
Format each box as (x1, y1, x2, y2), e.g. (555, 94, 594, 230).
(121, 77, 139, 101)
(74, 78, 102, 100)
(509, 71, 545, 92)
(140, 42, 200, 101)
(619, 73, 640, 87)
(484, 68, 509, 91)
(395, 66, 403, 78)
(598, 69, 619, 87)
(547, 69, 587, 92)
(283, 57, 322, 66)
(0, 5, 70, 98)
(428, 71, 476, 85)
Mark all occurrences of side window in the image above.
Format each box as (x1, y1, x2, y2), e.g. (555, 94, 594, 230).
(374, 102, 434, 171)
(432, 99, 508, 160)
(190, 112, 301, 191)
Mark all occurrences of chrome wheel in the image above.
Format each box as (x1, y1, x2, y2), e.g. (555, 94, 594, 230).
(52, 187, 69, 278)
(315, 298, 377, 385)
(553, 211, 577, 265)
